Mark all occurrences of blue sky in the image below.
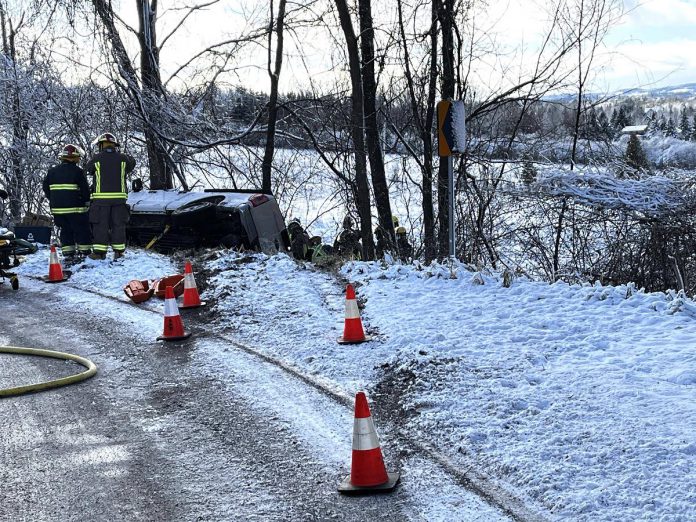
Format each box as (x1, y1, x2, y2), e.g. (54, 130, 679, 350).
(597, 0, 696, 90)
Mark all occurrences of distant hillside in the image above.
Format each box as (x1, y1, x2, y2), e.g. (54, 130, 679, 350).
(546, 82, 696, 103)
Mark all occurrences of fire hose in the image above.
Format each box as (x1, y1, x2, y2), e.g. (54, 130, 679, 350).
(0, 346, 97, 397)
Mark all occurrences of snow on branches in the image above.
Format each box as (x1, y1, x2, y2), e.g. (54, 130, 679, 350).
(521, 169, 695, 217)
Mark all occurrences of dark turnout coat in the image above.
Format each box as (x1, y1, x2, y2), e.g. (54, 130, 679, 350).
(42, 162, 91, 215)
(84, 147, 136, 203)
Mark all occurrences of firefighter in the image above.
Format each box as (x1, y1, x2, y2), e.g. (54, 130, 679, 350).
(374, 225, 387, 259)
(334, 215, 362, 260)
(287, 218, 310, 260)
(395, 226, 413, 261)
(42, 144, 92, 259)
(85, 133, 136, 260)
(309, 236, 334, 265)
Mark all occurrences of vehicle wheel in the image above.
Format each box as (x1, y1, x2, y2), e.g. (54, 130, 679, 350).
(10, 275, 19, 290)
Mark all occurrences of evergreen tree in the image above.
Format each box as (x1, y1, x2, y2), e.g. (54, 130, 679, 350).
(586, 108, 600, 139)
(521, 153, 537, 184)
(658, 116, 667, 132)
(680, 108, 691, 139)
(597, 109, 613, 139)
(617, 105, 631, 129)
(692, 115, 696, 141)
(610, 108, 620, 130)
(666, 117, 677, 137)
(626, 134, 649, 171)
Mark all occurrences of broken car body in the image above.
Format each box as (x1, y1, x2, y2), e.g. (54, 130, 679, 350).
(126, 188, 290, 254)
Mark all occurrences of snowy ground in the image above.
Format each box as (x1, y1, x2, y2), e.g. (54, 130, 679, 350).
(15, 247, 696, 521)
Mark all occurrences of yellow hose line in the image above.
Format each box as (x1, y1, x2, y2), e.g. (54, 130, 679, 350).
(0, 346, 97, 398)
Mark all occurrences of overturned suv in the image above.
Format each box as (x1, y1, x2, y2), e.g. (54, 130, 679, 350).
(126, 185, 290, 254)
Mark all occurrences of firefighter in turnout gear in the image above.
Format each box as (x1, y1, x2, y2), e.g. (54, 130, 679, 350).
(42, 144, 92, 258)
(334, 215, 362, 260)
(395, 226, 413, 261)
(287, 218, 310, 260)
(85, 133, 136, 260)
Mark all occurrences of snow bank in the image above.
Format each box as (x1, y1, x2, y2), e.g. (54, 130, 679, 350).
(16, 247, 696, 520)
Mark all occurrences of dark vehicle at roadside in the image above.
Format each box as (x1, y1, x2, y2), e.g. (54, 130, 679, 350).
(126, 187, 290, 254)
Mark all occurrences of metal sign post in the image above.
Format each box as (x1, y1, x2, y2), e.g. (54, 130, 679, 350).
(448, 155, 454, 258)
(437, 99, 466, 259)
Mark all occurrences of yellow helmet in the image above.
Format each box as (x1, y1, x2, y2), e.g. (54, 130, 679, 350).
(391, 215, 399, 226)
(58, 144, 84, 162)
(396, 226, 407, 235)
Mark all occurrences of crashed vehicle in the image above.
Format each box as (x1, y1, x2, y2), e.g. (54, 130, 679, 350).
(126, 187, 290, 253)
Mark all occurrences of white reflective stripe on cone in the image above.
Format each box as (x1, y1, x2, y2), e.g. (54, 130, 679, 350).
(164, 298, 179, 317)
(345, 299, 360, 320)
(352, 417, 381, 451)
(184, 272, 195, 288)
(50, 250, 60, 264)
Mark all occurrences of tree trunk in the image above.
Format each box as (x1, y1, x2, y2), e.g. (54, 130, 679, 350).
(396, 0, 437, 263)
(334, 0, 374, 260)
(136, 0, 173, 190)
(358, 0, 394, 249)
(0, 5, 26, 222)
(261, 0, 286, 194)
(93, 0, 179, 189)
(423, 1, 439, 262)
(437, 0, 455, 259)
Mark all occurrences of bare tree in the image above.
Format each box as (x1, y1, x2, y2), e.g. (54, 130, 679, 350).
(334, 0, 375, 259)
(261, 0, 287, 194)
(90, 0, 178, 189)
(0, 0, 28, 221)
(552, 0, 622, 278)
(395, 0, 439, 262)
(358, 0, 395, 249)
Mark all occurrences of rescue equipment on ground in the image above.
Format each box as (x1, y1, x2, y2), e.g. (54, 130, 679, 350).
(123, 279, 155, 304)
(43, 245, 69, 283)
(338, 284, 371, 344)
(180, 260, 206, 309)
(157, 285, 192, 342)
(338, 391, 400, 493)
(153, 274, 185, 298)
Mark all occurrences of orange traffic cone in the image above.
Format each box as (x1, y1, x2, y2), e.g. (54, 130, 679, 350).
(180, 261, 206, 309)
(338, 284, 371, 344)
(338, 391, 400, 493)
(43, 245, 68, 283)
(157, 285, 192, 341)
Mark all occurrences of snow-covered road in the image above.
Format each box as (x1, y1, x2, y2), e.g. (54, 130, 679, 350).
(0, 275, 510, 521)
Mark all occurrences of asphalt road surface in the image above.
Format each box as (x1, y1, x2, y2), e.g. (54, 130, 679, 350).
(0, 278, 511, 521)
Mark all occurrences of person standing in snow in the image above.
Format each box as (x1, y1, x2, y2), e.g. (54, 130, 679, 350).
(84, 132, 136, 260)
(42, 144, 92, 260)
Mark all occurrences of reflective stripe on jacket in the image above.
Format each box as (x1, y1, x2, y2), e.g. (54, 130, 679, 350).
(85, 147, 136, 201)
(42, 162, 91, 215)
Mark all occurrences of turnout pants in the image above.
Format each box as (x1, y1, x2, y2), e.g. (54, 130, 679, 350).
(89, 201, 130, 253)
(54, 213, 92, 255)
